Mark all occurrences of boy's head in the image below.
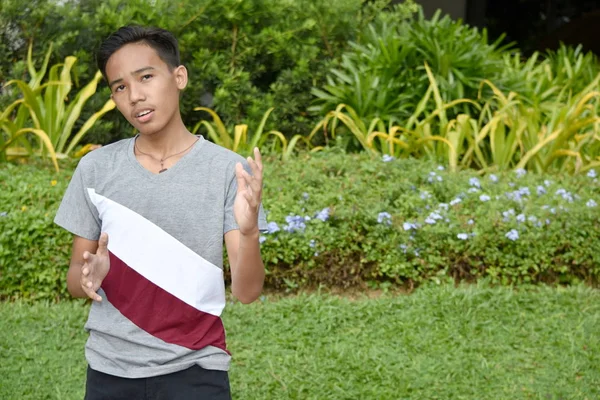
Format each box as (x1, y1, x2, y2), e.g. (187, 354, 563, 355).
(97, 26, 188, 136)
(97, 25, 180, 80)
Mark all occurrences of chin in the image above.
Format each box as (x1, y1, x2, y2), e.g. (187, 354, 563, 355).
(136, 125, 164, 137)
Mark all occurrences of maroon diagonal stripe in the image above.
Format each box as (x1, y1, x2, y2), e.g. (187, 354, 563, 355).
(102, 251, 228, 353)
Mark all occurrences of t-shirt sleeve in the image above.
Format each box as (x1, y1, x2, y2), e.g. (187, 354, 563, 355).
(224, 161, 268, 234)
(54, 161, 101, 240)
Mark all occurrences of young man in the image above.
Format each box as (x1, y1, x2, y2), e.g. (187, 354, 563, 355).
(54, 25, 267, 399)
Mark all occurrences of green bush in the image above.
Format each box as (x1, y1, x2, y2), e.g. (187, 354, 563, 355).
(1, 0, 400, 144)
(311, 8, 511, 128)
(1, 151, 599, 300)
(0, 161, 74, 300)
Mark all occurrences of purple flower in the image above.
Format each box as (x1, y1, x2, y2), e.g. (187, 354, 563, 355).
(425, 212, 443, 225)
(259, 235, 267, 244)
(468, 219, 474, 225)
(437, 165, 445, 171)
(438, 203, 449, 211)
(315, 207, 330, 222)
(516, 213, 526, 223)
(0, 212, 7, 217)
(420, 191, 432, 200)
(309, 239, 316, 248)
(457, 233, 468, 240)
(378, 212, 392, 225)
(479, 194, 491, 202)
(400, 244, 408, 254)
(450, 198, 462, 206)
(403, 222, 417, 231)
(266, 222, 280, 234)
(515, 168, 527, 178)
(382, 154, 395, 162)
(489, 174, 499, 183)
(506, 229, 519, 241)
(302, 192, 310, 200)
(555, 188, 574, 203)
(469, 177, 481, 188)
(284, 215, 307, 233)
(587, 169, 597, 179)
(537, 185, 547, 196)
(587, 199, 597, 208)
(502, 209, 515, 222)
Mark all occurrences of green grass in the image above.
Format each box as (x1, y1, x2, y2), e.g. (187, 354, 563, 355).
(1, 284, 599, 399)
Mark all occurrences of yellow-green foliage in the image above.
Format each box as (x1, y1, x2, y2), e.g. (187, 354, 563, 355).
(0, 43, 115, 171)
(311, 63, 600, 175)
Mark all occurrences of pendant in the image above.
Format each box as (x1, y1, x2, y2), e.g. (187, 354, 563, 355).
(159, 168, 167, 173)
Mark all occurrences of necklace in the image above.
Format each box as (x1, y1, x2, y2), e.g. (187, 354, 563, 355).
(134, 137, 199, 173)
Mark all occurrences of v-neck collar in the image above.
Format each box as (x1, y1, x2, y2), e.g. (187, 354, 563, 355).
(127, 134, 205, 182)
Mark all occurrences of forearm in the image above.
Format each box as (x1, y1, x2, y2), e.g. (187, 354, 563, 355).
(230, 229, 265, 303)
(66, 263, 88, 299)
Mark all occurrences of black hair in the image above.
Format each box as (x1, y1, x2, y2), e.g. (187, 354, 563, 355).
(96, 25, 181, 79)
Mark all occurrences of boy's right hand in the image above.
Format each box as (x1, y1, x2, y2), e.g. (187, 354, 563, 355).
(81, 232, 111, 302)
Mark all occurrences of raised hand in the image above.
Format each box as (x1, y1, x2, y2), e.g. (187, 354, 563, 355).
(234, 147, 263, 235)
(81, 232, 111, 302)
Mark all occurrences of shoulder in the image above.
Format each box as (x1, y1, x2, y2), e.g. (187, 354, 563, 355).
(76, 138, 132, 172)
(198, 138, 246, 173)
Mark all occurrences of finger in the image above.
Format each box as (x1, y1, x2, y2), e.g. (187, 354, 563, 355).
(82, 285, 102, 302)
(246, 156, 262, 180)
(97, 232, 109, 254)
(83, 251, 90, 261)
(254, 147, 262, 171)
(235, 162, 247, 193)
(243, 191, 257, 207)
(82, 266, 89, 276)
(241, 169, 260, 197)
(241, 168, 262, 201)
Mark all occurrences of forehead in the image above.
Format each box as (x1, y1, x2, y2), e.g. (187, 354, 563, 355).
(105, 42, 167, 80)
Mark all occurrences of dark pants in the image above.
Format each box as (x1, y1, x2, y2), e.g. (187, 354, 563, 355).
(84, 365, 232, 400)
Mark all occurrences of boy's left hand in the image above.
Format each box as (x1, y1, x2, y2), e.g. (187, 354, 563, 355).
(234, 147, 263, 236)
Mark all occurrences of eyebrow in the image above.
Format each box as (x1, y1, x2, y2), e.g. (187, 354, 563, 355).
(108, 66, 156, 88)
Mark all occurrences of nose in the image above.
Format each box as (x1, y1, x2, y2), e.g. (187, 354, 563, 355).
(128, 82, 146, 105)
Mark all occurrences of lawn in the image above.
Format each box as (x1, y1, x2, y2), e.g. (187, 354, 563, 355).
(1, 284, 598, 399)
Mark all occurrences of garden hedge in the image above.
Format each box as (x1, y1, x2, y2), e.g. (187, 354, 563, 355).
(1, 150, 599, 301)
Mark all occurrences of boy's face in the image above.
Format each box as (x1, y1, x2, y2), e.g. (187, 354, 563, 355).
(105, 42, 187, 137)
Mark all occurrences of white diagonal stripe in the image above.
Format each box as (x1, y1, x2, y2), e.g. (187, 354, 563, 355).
(87, 189, 225, 316)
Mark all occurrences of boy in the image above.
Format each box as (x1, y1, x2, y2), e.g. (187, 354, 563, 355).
(54, 25, 267, 399)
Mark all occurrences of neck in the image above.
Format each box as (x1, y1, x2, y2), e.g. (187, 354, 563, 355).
(136, 117, 194, 158)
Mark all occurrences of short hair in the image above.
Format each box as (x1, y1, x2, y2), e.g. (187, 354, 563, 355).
(96, 25, 181, 79)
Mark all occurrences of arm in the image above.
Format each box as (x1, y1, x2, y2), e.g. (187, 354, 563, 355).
(224, 229, 264, 304)
(66, 233, 110, 301)
(224, 147, 265, 304)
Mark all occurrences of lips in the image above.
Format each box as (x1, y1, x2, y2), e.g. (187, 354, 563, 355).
(133, 109, 155, 123)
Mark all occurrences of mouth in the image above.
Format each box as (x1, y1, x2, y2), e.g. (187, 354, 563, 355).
(134, 109, 155, 122)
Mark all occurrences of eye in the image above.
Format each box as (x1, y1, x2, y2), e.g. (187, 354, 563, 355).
(142, 74, 153, 81)
(114, 85, 125, 93)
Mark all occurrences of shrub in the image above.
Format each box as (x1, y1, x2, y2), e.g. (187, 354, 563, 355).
(311, 8, 510, 126)
(1, 0, 401, 144)
(1, 151, 599, 300)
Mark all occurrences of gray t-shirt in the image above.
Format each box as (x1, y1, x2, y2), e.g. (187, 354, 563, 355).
(54, 135, 267, 378)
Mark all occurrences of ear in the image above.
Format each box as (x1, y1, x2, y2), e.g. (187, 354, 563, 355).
(174, 65, 188, 90)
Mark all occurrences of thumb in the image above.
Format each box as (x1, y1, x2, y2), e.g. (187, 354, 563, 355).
(97, 232, 109, 253)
